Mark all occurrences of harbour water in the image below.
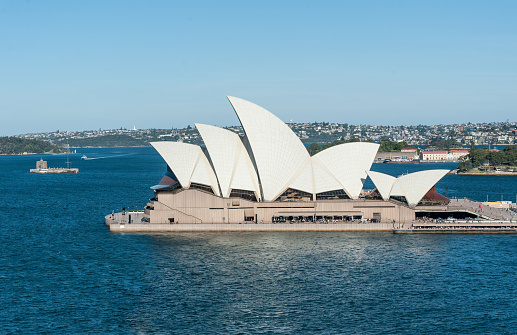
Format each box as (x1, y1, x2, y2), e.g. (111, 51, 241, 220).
(2, 147, 517, 334)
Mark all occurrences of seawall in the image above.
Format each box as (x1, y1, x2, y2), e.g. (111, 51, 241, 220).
(105, 213, 394, 232)
(394, 228, 517, 234)
(108, 223, 394, 232)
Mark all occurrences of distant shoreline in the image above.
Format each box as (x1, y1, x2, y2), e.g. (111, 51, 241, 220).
(68, 145, 150, 149)
(0, 146, 151, 156)
(0, 152, 67, 156)
(456, 172, 517, 176)
(373, 160, 459, 164)
(451, 170, 517, 176)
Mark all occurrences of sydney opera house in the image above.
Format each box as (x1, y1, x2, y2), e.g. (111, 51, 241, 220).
(143, 97, 449, 225)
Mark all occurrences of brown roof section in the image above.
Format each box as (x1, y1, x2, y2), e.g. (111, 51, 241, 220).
(420, 186, 449, 204)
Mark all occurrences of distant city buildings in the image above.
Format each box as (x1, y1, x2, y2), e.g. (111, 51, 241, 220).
(13, 120, 517, 148)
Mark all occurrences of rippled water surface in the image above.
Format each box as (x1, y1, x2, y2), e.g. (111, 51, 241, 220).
(1, 147, 517, 334)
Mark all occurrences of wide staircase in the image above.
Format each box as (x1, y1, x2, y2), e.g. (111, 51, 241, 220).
(448, 198, 517, 221)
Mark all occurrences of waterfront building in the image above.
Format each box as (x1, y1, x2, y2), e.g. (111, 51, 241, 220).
(448, 149, 469, 161)
(143, 97, 450, 225)
(420, 149, 469, 162)
(421, 150, 448, 161)
(401, 146, 417, 153)
(374, 147, 419, 162)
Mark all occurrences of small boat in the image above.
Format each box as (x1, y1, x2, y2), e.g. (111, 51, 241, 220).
(81, 155, 87, 160)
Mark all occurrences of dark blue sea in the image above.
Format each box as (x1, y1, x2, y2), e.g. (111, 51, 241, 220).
(2, 147, 517, 334)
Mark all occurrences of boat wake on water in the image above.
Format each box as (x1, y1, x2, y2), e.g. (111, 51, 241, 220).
(81, 153, 134, 160)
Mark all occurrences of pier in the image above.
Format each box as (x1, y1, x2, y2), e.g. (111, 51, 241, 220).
(104, 212, 395, 232)
(394, 222, 517, 234)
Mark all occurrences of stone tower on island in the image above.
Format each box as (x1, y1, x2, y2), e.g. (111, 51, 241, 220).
(36, 158, 47, 169)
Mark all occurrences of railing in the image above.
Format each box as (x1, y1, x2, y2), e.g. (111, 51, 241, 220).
(107, 211, 145, 224)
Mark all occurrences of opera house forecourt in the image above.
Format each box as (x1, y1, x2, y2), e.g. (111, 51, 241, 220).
(106, 97, 452, 232)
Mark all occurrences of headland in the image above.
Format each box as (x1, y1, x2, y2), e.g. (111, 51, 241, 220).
(450, 166, 517, 176)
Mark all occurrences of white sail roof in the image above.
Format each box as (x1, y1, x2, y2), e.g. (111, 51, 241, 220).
(367, 169, 449, 206)
(151, 97, 449, 206)
(195, 123, 261, 199)
(389, 179, 405, 197)
(287, 158, 315, 195)
(286, 157, 343, 196)
(151, 141, 221, 196)
(396, 169, 449, 207)
(311, 157, 347, 194)
(228, 96, 311, 201)
(366, 171, 396, 201)
(313, 142, 379, 199)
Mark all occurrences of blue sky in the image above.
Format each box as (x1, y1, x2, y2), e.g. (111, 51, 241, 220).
(0, 0, 516, 135)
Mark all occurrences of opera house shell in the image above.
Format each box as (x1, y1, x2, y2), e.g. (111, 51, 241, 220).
(144, 97, 449, 225)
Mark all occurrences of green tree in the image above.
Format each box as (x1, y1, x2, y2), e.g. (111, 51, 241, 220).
(503, 146, 517, 165)
(306, 137, 368, 156)
(307, 143, 322, 156)
(0, 137, 68, 155)
(467, 148, 488, 167)
(488, 151, 506, 165)
(378, 140, 409, 152)
(428, 137, 457, 150)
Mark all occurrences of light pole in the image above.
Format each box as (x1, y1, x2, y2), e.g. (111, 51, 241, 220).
(398, 205, 401, 229)
(314, 202, 317, 223)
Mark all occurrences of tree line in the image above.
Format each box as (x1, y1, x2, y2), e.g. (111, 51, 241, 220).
(306, 138, 410, 156)
(457, 146, 517, 171)
(0, 137, 68, 155)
